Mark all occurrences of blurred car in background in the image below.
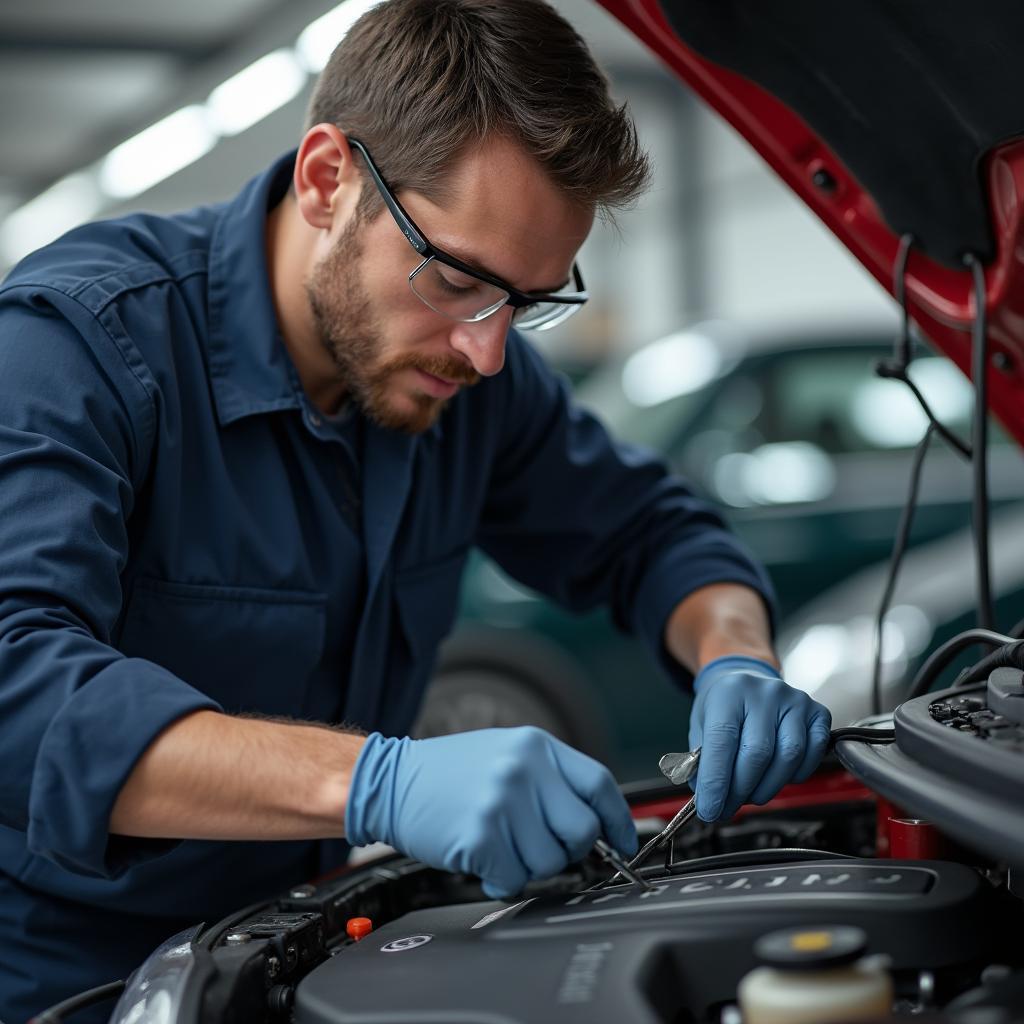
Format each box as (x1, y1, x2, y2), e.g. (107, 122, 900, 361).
(779, 503, 1024, 728)
(413, 316, 1024, 782)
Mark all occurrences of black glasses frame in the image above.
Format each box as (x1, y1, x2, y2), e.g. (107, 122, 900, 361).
(347, 136, 588, 316)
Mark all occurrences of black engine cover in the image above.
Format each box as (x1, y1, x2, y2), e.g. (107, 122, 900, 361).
(294, 858, 1007, 1023)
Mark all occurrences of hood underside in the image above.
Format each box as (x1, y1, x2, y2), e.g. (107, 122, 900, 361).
(599, 0, 1024, 445)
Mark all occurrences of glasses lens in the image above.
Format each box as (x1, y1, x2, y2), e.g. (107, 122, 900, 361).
(512, 301, 582, 331)
(409, 257, 508, 322)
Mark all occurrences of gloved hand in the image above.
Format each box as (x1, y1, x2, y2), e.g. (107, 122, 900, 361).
(345, 726, 637, 900)
(689, 655, 831, 821)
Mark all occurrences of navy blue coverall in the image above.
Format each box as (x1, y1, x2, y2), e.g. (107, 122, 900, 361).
(0, 153, 771, 1022)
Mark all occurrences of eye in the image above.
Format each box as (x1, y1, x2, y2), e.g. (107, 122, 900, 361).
(435, 269, 483, 296)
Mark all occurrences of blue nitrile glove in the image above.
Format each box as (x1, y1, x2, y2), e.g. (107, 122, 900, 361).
(345, 726, 638, 900)
(689, 655, 832, 822)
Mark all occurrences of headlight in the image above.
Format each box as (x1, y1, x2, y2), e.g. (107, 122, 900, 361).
(107, 925, 203, 1024)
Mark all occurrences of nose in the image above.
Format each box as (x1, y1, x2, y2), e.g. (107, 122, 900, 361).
(447, 306, 513, 378)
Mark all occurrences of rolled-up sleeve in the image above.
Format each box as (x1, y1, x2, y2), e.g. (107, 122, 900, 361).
(0, 286, 221, 879)
(477, 333, 775, 688)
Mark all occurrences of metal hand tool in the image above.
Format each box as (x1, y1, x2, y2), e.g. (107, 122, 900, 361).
(597, 746, 702, 889)
(591, 838, 654, 891)
(658, 747, 701, 786)
(618, 796, 698, 875)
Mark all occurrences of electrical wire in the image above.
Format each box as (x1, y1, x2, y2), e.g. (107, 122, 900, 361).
(906, 627, 1014, 700)
(964, 252, 995, 630)
(28, 980, 126, 1023)
(867, 234, 975, 715)
(871, 422, 935, 714)
(874, 234, 971, 459)
(869, 239, 1001, 711)
(874, 368, 972, 459)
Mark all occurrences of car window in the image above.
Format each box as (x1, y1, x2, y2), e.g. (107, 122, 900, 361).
(671, 345, 1006, 508)
(575, 323, 743, 450)
(580, 339, 1006, 470)
(762, 350, 984, 454)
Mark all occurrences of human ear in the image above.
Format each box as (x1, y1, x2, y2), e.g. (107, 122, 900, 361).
(293, 123, 361, 231)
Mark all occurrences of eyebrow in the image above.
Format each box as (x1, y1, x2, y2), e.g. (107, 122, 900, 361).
(434, 239, 571, 296)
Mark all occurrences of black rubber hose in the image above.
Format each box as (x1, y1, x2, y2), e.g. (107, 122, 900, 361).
(964, 253, 995, 630)
(952, 638, 1024, 689)
(829, 727, 895, 746)
(906, 628, 1014, 700)
(28, 980, 126, 1023)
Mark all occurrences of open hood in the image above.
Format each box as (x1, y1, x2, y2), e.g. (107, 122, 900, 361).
(598, 0, 1024, 445)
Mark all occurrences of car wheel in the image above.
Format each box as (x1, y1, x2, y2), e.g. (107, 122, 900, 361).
(411, 667, 575, 745)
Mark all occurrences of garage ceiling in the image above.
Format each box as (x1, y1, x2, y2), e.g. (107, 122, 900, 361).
(0, 0, 652, 275)
(0, 0, 342, 267)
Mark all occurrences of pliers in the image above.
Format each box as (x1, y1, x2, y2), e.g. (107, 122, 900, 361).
(592, 746, 701, 890)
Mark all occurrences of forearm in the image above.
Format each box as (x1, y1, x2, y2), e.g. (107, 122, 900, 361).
(664, 582, 778, 675)
(109, 709, 367, 841)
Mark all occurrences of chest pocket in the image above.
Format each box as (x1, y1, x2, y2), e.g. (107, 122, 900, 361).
(118, 578, 327, 718)
(370, 547, 468, 736)
(393, 547, 468, 666)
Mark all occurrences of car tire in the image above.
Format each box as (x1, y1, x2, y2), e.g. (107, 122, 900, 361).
(411, 667, 576, 746)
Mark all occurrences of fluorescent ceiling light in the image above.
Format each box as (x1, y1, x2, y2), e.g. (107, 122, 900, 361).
(2, 0, 379, 262)
(208, 49, 308, 137)
(100, 105, 217, 200)
(296, 0, 380, 72)
(0, 172, 103, 267)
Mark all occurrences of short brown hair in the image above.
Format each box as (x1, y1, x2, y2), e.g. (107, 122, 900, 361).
(305, 0, 650, 219)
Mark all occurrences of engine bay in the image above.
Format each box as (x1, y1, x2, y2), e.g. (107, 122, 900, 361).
(107, 676, 1024, 1024)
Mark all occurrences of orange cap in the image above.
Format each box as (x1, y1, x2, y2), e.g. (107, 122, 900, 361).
(346, 917, 374, 941)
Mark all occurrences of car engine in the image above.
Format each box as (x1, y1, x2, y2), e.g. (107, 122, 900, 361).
(293, 857, 1011, 1023)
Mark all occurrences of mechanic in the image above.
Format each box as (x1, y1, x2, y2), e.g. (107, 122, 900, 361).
(0, 1, 831, 1019)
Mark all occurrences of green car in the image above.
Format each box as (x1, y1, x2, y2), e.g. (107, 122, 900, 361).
(413, 317, 1024, 782)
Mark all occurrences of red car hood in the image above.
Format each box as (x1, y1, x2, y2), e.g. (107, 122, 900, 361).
(599, 0, 1024, 445)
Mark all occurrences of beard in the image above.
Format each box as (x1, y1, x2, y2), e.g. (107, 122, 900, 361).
(305, 218, 480, 434)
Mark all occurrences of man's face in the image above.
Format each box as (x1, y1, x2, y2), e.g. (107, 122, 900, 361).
(304, 136, 593, 433)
